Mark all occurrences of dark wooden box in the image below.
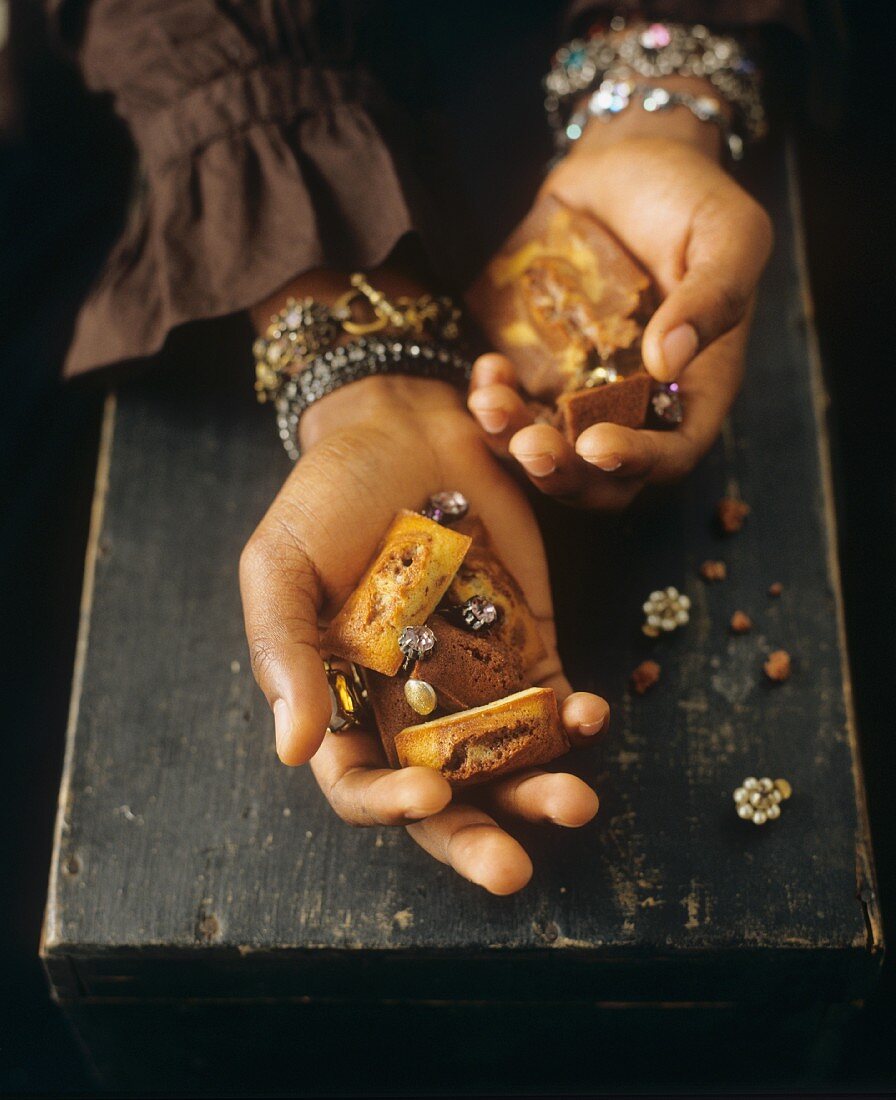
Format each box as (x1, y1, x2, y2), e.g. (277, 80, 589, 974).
(42, 141, 882, 1094)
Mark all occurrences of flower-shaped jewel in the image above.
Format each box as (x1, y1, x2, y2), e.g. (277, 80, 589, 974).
(642, 587, 691, 637)
(733, 776, 792, 825)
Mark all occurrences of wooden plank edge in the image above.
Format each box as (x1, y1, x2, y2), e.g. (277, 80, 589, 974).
(40, 391, 118, 980)
(785, 140, 884, 960)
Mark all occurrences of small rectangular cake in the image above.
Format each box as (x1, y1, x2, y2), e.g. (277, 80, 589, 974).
(469, 194, 653, 403)
(363, 614, 526, 766)
(408, 614, 525, 710)
(362, 670, 449, 768)
(555, 371, 653, 445)
(447, 517, 546, 673)
(394, 687, 569, 787)
(321, 511, 471, 676)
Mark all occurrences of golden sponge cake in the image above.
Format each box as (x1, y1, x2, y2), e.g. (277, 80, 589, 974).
(322, 511, 471, 676)
(447, 517, 546, 673)
(394, 687, 568, 787)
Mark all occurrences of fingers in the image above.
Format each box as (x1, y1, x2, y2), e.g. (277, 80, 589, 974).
(561, 690, 611, 746)
(478, 690, 607, 825)
(239, 531, 332, 767)
(484, 769, 599, 827)
(507, 423, 584, 494)
(478, 692, 607, 826)
(470, 352, 517, 390)
(575, 421, 684, 483)
(406, 804, 533, 895)
(310, 728, 452, 826)
(642, 195, 773, 382)
(468, 384, 534, 449)
(467, 355, 534, 451)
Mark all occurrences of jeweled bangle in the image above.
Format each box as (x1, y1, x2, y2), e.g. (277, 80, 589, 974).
(274, 337, 473, 462)
(563, 79, 743, 161)
(253, 298, 340, 403)
(253, 274, 463, 403)
(544, 19, 765, 153)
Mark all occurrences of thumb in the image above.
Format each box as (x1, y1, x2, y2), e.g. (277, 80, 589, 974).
(239, 523, 332, 767)
(642, 195, 773, 382)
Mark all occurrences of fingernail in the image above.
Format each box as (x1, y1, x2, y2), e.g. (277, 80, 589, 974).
(580, 453, 622, 472)
(273, 698, 292, 755)
(516, 452, 556, 477)
(661, 323, 699, 376)
(475, 408, 509, 434)
(578, 719, 604, 736)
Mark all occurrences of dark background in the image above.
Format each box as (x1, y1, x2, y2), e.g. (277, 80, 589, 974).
(1, 0, 894, 1094)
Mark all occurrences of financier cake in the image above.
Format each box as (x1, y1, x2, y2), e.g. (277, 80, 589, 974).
(323, 499, 583, 786)
(321, 511, 470, 676)
(394, 687, 569, 787)
(468, 193, 657, 443)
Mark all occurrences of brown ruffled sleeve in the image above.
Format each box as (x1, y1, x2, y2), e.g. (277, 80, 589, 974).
(50, 1, 418, 375)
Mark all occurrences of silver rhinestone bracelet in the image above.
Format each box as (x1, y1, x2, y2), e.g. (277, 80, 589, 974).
(544, 20, 765, 156)
(562, 78, 743, 161)
(274, 337, 473, 462)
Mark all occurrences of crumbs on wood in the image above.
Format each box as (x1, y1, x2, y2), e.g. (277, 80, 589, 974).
(764, 649, 792, 683)
(700, 559, 727, 582)
(631, 660, 661, 695)
(717, 497, 750, 535)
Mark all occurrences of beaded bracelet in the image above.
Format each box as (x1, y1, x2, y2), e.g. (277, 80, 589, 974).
(544, 19, 765, 156)
(562, 78, 743, 160)
(274, 336, 473, 462)
(253, 274, 462, 404)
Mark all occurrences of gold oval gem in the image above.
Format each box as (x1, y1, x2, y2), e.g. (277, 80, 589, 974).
(404, 679, 437, 716)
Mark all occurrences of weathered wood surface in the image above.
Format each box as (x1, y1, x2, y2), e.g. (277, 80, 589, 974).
(42, 140, 882, 1008)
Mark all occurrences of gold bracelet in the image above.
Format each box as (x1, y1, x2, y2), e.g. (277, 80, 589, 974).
(253, 274, 462, 403)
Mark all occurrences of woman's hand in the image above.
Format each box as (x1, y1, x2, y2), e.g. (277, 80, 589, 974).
(239, 367, 609, 895)
(467, 103, 773, 509)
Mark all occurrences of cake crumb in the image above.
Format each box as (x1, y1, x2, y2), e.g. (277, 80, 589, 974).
(764, 650, 792, 682)
(730, 611, 753, 634)
(631, 660, 661, 695)
(768, 581, 783, 597)
(700, 559, 727, 582)
(717, 497, 750, 534)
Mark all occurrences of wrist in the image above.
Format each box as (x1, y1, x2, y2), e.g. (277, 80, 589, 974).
(252, 262, 471, 458)
(301, 374, 465, 451)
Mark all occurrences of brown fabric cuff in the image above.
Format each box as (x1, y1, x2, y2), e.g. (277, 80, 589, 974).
(63, 60, 416, 375)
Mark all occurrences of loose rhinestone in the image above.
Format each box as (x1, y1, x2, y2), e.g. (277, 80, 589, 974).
(652, 383, 684, 424)
(398, 625, 436, 663)
(422, 490, 469, 525)
(457, 596, 498, 631)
